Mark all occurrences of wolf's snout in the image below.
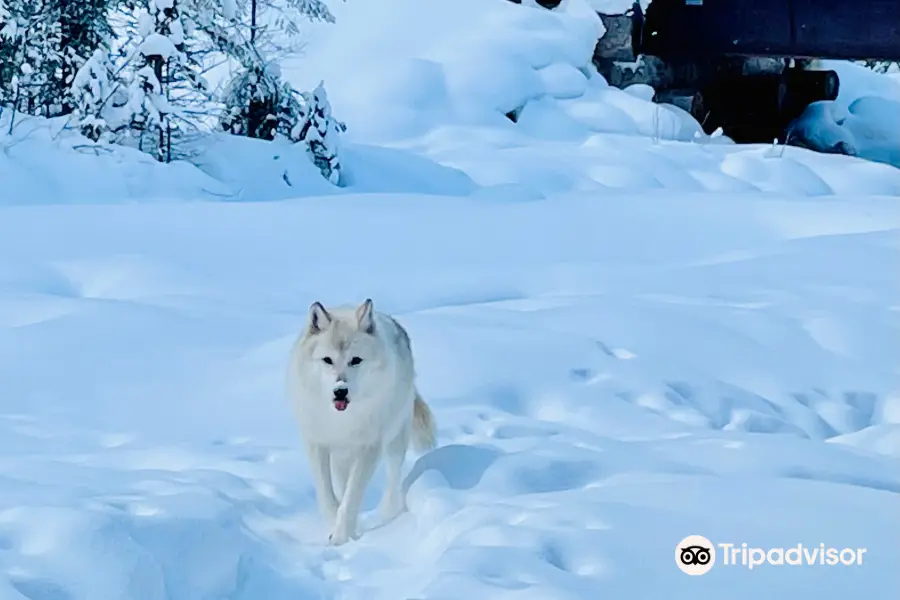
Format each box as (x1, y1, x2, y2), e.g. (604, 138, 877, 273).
(332, 384, 350, 411)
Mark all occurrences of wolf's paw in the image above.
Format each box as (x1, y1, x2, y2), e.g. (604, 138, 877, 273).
(327, 531, 354, 546)
(327, 523, 358, 546)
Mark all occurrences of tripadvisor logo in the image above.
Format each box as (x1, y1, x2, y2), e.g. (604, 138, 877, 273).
(676, 535, 716, 575)
(675, 536, 867, 574)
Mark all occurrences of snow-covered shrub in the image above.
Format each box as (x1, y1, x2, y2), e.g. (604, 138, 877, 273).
(280, 82, 346, 185)
(301, 83, 345, 185)
(70, 46, 115, 141)
(201, 0, 344, 183)
(219, 64, 287, 140)
(118, 64, 165, 154)
(211, 0, 336, 142)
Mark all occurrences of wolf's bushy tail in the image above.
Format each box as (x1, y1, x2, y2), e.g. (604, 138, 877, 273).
(411, 390, 437, 452)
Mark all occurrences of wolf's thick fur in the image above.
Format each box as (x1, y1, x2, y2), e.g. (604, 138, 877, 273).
(286, 298, 436, 545)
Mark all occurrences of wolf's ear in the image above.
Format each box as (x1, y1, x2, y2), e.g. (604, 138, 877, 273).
(355, 298, 375, 334)
(308, 301, 332, 334)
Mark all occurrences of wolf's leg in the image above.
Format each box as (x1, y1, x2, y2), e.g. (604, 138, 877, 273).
(305, 443, 338, 527)
(329, 445, 380, 545)
(331, 454, 352, 503)
(378, 424, 409, 522)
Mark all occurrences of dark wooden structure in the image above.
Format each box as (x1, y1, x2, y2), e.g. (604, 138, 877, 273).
(640, 0, 900, 60)
(593, 0, 900, 143)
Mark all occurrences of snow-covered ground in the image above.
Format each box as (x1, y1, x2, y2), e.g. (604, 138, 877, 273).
(1, 0, 899, 599)
(2, 192, 900, 600)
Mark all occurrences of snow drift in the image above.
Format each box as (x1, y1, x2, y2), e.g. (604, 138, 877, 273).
(283, 0, 705, 143)
(0, 112, 476, 204)
(789, 62, 900, 168)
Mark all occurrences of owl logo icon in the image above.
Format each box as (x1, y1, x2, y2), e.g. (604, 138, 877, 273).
(676, 535, 716, 575)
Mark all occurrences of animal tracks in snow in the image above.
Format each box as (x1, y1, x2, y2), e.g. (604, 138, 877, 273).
(1, 194, 898, 599)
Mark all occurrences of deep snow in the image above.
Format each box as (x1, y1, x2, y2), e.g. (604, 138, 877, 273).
(1, 0, 899, 598)
(1, 193, 899, 600)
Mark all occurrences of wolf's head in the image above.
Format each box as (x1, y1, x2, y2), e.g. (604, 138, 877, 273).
(299, 298, 382, 411)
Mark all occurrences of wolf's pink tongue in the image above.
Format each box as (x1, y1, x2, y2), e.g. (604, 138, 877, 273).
(333, 400, 349, 411)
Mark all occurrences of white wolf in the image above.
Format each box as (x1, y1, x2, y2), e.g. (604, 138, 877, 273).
(286, 298, 436, 545)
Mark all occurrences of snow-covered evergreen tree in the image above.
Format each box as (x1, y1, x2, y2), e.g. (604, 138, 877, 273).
(0, 0, 112, 117)
(0, 2, 28, 108)
(294, 82, 345, 185)
(0, 1, 64, 116)
(203, 0, 348, 183)
(117, 0, 210, 161)
(219, 63, 286, 139)
(55, 0, 114, 114)
(119, 62, 166, 154)
(70, 46, 115, 141)
(203, 0, 335, 141)
(4, 0, 348, 180)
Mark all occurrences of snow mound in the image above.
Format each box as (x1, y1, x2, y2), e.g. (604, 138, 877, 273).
(0, 113, 232, 204)
(285, 0, 704, 144)
(0, 117, 475, 206)
(790, 62, 900, 168)
(831, 423, 900, 458)
(790, 96, 900, 168)
(408, 127, 900, 199)
(185, 134, 475, 201)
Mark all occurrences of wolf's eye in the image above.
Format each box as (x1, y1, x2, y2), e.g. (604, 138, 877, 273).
(349, 356, 363, 366)
(322, 357, 333, 365)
